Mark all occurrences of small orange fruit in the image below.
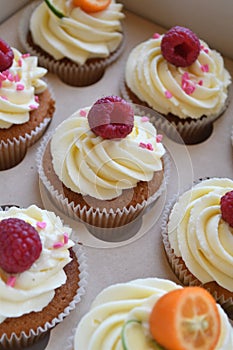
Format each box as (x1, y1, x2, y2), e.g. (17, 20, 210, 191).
(73, 0, 111, 13)
(149, 286, 221, 350)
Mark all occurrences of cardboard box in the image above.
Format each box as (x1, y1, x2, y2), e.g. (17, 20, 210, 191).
(0, 0, 31, 23)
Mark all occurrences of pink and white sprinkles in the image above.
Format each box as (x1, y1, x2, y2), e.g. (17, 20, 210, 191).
(53, 233, 69, 249)
(0, 53, 39, 111)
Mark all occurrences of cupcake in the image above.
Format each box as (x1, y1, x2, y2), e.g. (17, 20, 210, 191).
(0, 38, 55, 171)
(65, 277, 233, 350)
(0, 205, 87, 349)
(162, 177, 233, 316)
(121, 26, 231, 144)
(37, 95, 167, 239)
(19, 0, 125, 87)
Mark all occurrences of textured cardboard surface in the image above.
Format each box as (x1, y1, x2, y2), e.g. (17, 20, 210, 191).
(0, 2, 233, 350)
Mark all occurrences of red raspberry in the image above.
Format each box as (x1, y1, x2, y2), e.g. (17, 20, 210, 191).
(87, 96, 134, 139)
(220, 191, 233, 227)
(161, 26, 201, 67)
(0, 38, 14, 72)
(0, 218, 42, 274)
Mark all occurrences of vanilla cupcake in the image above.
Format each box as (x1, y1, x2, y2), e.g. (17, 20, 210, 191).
(65, 278, 233, 350)
(37, 96, 167, 239)
(121, 26, 231, 144)
(0, 38, 55, 170)
(162, 177, 233, 316)
(19, 0, 125, 86)
(0, 205, 87, 349)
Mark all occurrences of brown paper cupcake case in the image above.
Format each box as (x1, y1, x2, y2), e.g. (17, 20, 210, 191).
(36, 131, 170, 235)
(120, 79, 228, 145)
(0, 220, 88, 349)
(0, 116, 51, 171)
(19, 1, 125, 87)
(161, 197, 233, 313)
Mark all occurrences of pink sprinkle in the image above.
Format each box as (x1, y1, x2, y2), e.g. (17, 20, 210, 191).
(2, 70, 9, 78)
(53, 242, 64, 249)
(182, 72, 190, 81)
(156, 134, 163, 143)
(36, 221, 47, 229)
(201, 64, 209, 72)
(7, 276, 16, 287)
(146, 143, 154, 151)
(181, 73, 196, 95)
(14, 74, 20, 82)
(152, 32, 160, 39)
(18, 58, 22, 67)
(22, 53, 30, 58)
(1, 95, 8, 100)
(139, 142, 154, 151)
(200, 45, 209, 54)
(165, 90, 172, 99)
(29, 104, 38, 110)
(141, 116, 149, 122)
(35, 95, 39, 103)
(139, 142, 147, 149)
(80, 109, 87, 117)
(198, 80, 203, 86)
(63, 233, 69, 244)
(7, 73, 14, 82)
(16, 83, 24, 91)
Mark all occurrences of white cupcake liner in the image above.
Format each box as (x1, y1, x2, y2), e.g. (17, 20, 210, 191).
(0, 242, 88, 349)
(161, 193, 233, 315)
(19, 1, 125, 87)
(120, 79, 227, 145)
(36, 131, 170, 235)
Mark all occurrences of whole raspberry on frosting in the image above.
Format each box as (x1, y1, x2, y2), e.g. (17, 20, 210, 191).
(161, 26, 201, 67)
(87, 96, 134, 139)
(0, 38, 14, 72)
(220, 191, 233, 227)
(0, 218, 42, 274)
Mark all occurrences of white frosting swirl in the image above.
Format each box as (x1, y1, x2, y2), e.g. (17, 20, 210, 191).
(0, 205, 74, 323)
(74, 278, 233, 349)
(168, 178, 233, 291)
(0, 48, 47, 129)
(30, 0, 124, 65)
(125, 36, 231, 119)
(51, 108, 165, 200)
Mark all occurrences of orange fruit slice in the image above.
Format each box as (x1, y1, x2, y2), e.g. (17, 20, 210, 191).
(73, 0, 111, 13)
(149, 286, 221, 350)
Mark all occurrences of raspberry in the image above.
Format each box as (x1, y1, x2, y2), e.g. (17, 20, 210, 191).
(161, 26, 201, 67)
(87, 96, 134, 139)
(0, 218, 42, 274)
(220, 191, 233, 227)
(0, 38, 14, 72)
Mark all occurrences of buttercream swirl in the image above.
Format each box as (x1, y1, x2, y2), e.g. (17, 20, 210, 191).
(0, 205, 74, 323)
(125, 36, 231, 119)
(30, 0, 124, 65)
(168, 178, 233, 291)
(51, 108, 165, 200)
(74, 278, 233, 349)
(0, 48, 47, 129)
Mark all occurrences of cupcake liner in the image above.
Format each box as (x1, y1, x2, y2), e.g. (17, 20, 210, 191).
(19, 1, 125, 87)
(36, 131, 170, 237)
(0, 239, 88, 349)
(120, 79, 228, 145)
(161, 195, 233, 316)
(0, 117, 51, 171)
